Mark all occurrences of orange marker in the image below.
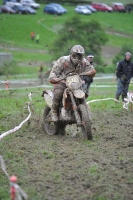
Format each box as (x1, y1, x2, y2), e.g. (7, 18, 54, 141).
(10, 176, 17, 200)
(5, 80, 9, 90)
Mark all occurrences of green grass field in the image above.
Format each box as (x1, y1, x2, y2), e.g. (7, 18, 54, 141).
(0, 4, 132, 47)
(0, 0, 133, 76)
(0, 3, 133, 46)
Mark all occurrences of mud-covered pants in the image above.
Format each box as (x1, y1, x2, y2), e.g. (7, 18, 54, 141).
(52, 82, 67, 112)
(116, 78, 129, 99)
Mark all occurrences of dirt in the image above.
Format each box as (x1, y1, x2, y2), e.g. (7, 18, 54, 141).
(1, 107, 133, 200)
(1, 73, 133, 200)
(101, 45, 120, 58)
(0, 44, 120, 61)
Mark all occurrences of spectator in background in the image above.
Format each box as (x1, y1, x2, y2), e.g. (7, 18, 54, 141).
(115, 52, 133, 102)
(38, 65, 44, 84)
(82, 53, 95, 97)
(35, 34, 40, 43)
(127, 5, 132, 13)
(30, 31, 35, 40)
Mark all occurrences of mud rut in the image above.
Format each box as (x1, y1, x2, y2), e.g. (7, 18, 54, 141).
(3, 108, 133, 200)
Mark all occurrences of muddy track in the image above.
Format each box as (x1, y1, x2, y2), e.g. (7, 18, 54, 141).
(1, 109, 133, 200)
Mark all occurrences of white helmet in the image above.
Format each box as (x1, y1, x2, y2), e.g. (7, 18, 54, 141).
(70, 45, 85, 65)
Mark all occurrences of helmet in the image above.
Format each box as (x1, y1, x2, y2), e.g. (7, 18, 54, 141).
(70, 45, 85, 65)
(125, 52, 131, 57)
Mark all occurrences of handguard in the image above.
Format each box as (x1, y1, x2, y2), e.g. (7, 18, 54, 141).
(49, 77, 65, 84)
(80, 69, 96, 77)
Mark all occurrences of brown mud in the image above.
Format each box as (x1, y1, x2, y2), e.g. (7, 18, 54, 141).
(1, 108, 133, 200)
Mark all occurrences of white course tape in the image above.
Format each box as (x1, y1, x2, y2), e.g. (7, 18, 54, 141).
(0, 93, 34, 199)
(0, 103, 31, 140)
(0, 155, 9, 178)
(0, 92, 32, 141)
(123, 92, 133, 110)
(87, 92, 133, 111)
(0, 155, 28, 200)
(10, 182, 28, 200)
(87, 98, 116, 104)
(28, 92, 32, 102)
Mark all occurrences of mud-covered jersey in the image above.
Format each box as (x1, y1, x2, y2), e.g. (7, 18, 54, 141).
(49, 55, 95, 79)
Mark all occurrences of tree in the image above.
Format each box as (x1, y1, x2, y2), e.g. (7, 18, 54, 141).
(51, 16, 108, 65)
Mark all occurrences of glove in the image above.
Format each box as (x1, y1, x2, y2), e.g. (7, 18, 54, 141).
(49, 77, 65, 84)
(116, 70, 120, 77)
(121, 75, 129, 83)
(121, 75, 127, 80)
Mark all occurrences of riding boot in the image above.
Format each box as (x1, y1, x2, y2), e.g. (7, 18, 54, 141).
(51, 103, 59, 122)
(115, 94, 119, 101)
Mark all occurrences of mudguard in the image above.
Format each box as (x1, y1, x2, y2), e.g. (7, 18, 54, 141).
(43, 90, 53, 108)
(73, 89, 85, 98)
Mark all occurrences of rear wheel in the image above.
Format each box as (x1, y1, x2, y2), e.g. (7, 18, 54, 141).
(78, 104, 92, 140)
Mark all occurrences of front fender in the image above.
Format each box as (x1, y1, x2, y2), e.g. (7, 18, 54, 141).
(73, 89, 85, 99)
(43, 90, 53, 108)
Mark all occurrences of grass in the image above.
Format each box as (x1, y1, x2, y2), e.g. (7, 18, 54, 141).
(0, 4, 133, 50)
(0, 77, 132, 119)
(106, 34, 133, 47)
(0, 1, 133, 78)
(86, 0, 132, 5)
(1, 10, 133, 45)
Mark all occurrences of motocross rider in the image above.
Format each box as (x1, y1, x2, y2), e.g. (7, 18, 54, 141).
(49, 45, 96, 122)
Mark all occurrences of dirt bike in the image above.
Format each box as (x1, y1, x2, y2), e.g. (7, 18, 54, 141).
(42, 71, 94, 140)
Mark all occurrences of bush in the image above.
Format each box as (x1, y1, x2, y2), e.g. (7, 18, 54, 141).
(0, 61, 19, 76)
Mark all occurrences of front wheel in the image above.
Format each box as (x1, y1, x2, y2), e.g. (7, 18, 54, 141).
(43, 106, 66, 136)
(78, 104, 92, 140)
(43, 106, 57, 135)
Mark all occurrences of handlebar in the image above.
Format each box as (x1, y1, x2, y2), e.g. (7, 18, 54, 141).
(49, 70, 96, 84)
(80, 69, 96, 76)
(49, 77, 66, 84)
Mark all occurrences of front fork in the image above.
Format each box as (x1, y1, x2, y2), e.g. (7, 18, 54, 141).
(82, 97, 92, 120)
(69, 92, 81, 126)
